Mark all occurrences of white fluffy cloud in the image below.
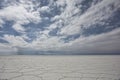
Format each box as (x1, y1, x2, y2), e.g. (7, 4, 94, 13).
(12, 23, 25, 32)
(0, 5, 40, 22)
(3, 35, 28, 47)
(0, 0, 120, 55)
(40, 6, 50, 13)
(0, 2, 41, 33)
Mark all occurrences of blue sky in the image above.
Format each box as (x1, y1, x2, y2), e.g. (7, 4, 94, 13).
(0, 0, 120, 55)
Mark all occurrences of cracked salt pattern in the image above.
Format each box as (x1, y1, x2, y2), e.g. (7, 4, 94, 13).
(0, 55, 120, 80)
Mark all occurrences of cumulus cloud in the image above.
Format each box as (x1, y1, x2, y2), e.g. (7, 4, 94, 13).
(0, 2, 41, 33)
(0, 5, 40, 22)
(0, 0, 120, 55)
(3, 35, 28, 47)
(12, 23, 25, 32)
(40, 6, 50, 13)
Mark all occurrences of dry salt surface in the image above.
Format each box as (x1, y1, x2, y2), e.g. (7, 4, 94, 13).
(0, 55, 120, 80)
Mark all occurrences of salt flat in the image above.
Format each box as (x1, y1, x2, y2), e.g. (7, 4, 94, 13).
(0, 55, 120, 80)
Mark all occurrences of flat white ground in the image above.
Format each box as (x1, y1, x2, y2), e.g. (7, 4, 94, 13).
(0, 55, 120, 80)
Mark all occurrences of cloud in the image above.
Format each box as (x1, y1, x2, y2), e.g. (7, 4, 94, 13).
(58, 0, 120, 36)
(3, 35, 28, 47)
(0, 19, 4, 28)
(40, 6, 50, 13)
(48, 0, 120, 37)
(24, 27, 120, 54)
(12, 23, 25, 33)
(0, 43, 17, 55)
(0, 5, 40, 22)
(0, 0, 120, 55)
(62, 28, 120, 53)
(0, 2, 41, 33)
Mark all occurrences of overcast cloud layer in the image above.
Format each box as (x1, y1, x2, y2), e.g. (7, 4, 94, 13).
(0, 0, 120, 55)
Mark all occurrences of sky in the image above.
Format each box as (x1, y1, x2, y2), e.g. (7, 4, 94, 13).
(0, 0, 120, 55)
